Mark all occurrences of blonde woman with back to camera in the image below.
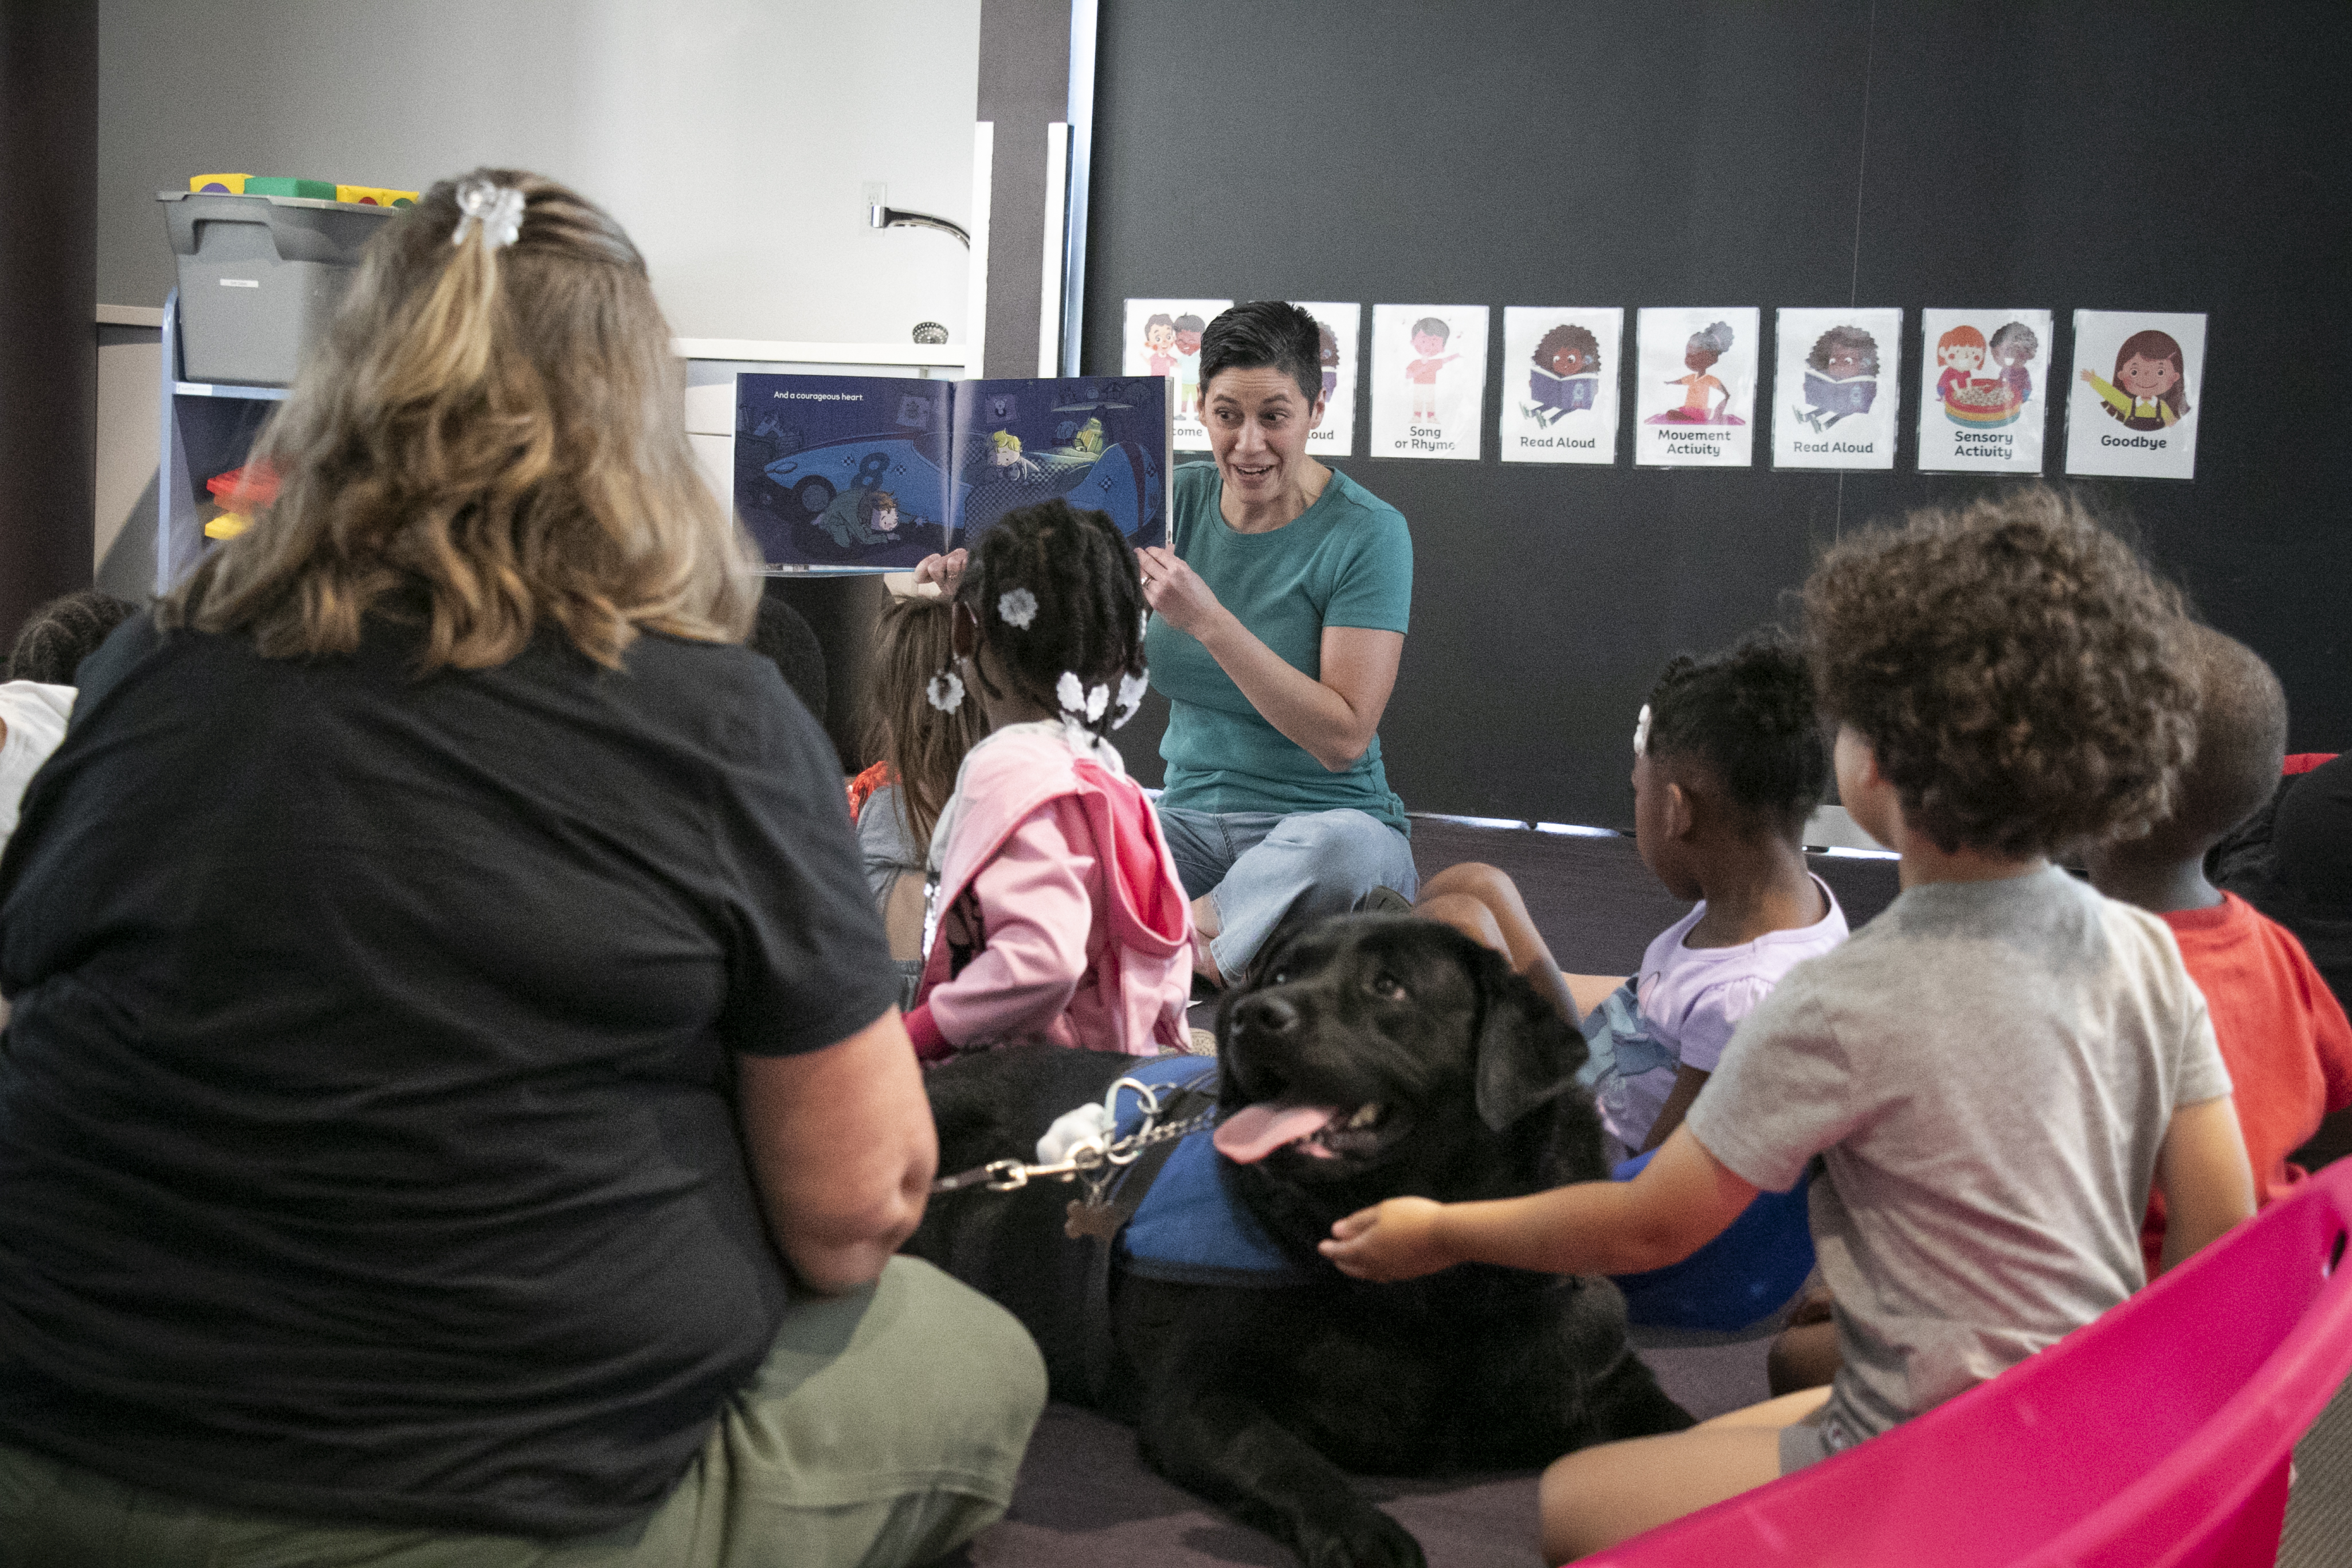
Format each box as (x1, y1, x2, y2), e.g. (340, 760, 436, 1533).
(0, 171, 1042, 1566)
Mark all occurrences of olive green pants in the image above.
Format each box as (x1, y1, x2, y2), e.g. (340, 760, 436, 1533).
(0, 1257, 1044, 1568)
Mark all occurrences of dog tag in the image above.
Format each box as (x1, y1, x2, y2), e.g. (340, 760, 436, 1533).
(1065, 1198, 1123, 1241)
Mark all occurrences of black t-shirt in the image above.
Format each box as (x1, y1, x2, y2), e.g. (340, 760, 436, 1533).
(2243, 752, 2352, 1013)
(0, 611, 898, 1535)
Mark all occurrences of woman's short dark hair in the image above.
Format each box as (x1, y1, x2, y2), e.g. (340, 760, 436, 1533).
(1197, 301, 1323, 404)
(1645, 640, 1828, 841)
(6, 591, 140, 684)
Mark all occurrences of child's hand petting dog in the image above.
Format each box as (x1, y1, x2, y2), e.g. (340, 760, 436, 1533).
(1321, 1195, 1453, 1281)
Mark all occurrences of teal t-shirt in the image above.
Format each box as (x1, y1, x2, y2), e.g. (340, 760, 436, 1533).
(1146, 462, 1412, 832)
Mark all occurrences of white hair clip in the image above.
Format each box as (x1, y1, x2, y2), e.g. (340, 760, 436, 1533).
(926, 669, 966, 714)
(1084, 682, 1110, 722)
(1112, 669, 1148, 729)
(997, 587, 1038, 629)
(1055, 671, 1086, 715)
(1633, 703, 1653, 756)
(452, 178, 526, 252)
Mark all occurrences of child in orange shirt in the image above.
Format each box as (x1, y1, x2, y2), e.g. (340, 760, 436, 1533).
(2084, 623, 2352, 1272)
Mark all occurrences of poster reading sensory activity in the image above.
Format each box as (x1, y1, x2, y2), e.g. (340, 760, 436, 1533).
(1770, 307, 1902, 470)
(1123, 297, 1230, 450)
(1500, 307, 1622, 464)
(1293, 301, 1361, 457)
(1915, 308, 2052, 473)
(1369, 304, 1488, 459)
(2064, 310, 2207, 481)
(1633, 308, 1758, 467)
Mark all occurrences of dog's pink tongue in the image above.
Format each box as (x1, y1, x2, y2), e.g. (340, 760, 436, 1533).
(1213, 1101, 1339, 1164)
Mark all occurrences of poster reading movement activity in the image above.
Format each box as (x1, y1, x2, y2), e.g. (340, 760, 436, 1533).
(1770, 307, 1902, 470)
(1915, 308, 2052, 473)
(2064, 310, 2207, 481)
(1369, 304, 1488, 460)
(1294, 301, 1361, 457)
(1632, 307, 1758, 467)
(1500, 307, 1622, 465)
(1123, 297, 1230, 450)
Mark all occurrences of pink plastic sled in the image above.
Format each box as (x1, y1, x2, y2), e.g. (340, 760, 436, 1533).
(1596, 1156, 2352, 1567)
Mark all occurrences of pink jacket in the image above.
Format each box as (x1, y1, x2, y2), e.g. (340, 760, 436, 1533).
(905, 725, 1192, 1059)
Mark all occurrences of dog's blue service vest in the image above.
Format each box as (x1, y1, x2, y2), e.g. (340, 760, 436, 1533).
(1100, 1056, 1307, 1288)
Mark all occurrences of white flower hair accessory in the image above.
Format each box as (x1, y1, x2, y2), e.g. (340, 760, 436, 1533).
(452, 178, 526, 251)
(1633, 703, 1653, 756)
(1084, 683, 1110, 721)
(1055, 671, 1086, 716)
(997, 587, 1038, 629)
(926, 669, 966, 714)
(1112, 669, 1148, 729)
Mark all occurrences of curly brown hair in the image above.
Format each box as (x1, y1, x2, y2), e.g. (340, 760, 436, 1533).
(1802, 488, 2195, 858)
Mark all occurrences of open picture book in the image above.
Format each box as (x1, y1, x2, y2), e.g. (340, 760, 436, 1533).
(731, 373, 1173, 571)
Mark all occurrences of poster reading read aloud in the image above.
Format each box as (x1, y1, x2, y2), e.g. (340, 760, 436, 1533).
(1369, 305, 1488, 459)
(2064, 310, 2207, 481)
(1770, 307, 1902, 471)
(1633, 307, 1758, 467)
(1915, 308, 2052, 473)
(1123, 297, 1230, 450)
(1293, 301, 1361, 457)
(1499, 307, 1622, 465)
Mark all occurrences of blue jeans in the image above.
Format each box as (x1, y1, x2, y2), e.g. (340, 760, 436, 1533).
(1154, 806, 1418, 980)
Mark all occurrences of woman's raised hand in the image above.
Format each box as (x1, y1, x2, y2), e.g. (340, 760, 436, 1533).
(1136, 546, 1224, 639)
(912, 548, 970, 598)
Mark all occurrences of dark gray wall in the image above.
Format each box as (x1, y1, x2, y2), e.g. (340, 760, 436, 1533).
(0, 0, 98, 650)
(1084, 1, 2352, 827)
(978, 0, 1070, 376)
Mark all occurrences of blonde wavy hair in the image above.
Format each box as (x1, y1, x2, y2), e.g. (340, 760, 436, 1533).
(162, 168, 758, 668)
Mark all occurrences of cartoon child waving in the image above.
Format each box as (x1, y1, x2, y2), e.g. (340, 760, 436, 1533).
(2081, 330, 2190, 430)
(1405, 317, 1460, 424)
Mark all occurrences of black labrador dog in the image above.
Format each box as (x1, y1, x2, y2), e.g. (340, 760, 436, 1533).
(907, 914, 1690, 1568)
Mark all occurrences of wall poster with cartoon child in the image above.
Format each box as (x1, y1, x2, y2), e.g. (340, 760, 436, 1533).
(1632, 307, 1758, 467)
(1769, 307, 1902, 470)
(1291, 301, 1361, 457)
(1914, 308, 2053, 473)
(1369, 304, 1488, 460)
(2064, 309, 2207, 481)
(1123, 296, 1232, 452)
(1499, 306, 1622, 465)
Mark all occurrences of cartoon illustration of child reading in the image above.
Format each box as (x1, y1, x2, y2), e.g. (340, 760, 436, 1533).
(1318, 322, 1340, 406)
(2081, 330, 2190, 430)
(1527, 323, 1602, 425)
(1990, 320, 2040, 407)
(1405, 317, 1460, 424)
(1647, 320, 1739, 425)
(1174, 313, 1206, 409)
(1796, 324, 1879, 432)
(1142, 313, 1177, 379)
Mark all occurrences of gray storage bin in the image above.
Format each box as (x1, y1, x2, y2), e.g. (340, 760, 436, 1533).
(160, 191, 397, 386)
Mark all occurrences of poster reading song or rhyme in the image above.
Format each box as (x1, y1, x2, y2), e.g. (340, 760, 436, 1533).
(1770, 307, 1903, 470)
(2064, 310, 2208, 481)
(1293, 301, 1361, 458)
(1369, 304, 1488, 460)
(1632, 307, 1758, 467)
(1499, 307, 1622, 465)
(1123, 297, 1230, 450)
(1915, 308, 2053, 473)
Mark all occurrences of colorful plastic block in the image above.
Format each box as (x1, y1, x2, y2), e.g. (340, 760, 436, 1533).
(189, 173, 249, 194)
(335, 184, 421, 208)
(240, 177, 338, 200)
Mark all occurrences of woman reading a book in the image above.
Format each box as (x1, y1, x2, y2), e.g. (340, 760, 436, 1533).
(917, 299, 1414, 987)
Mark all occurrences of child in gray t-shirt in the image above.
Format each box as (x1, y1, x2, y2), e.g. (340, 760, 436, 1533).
(1318, 489, 2256, 1563)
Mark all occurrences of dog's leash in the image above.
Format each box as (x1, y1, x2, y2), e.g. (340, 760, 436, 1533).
(931, 1072, 1216, 1195)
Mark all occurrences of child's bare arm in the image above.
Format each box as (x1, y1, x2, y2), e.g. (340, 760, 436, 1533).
(2153, 1095, 2256, 1275)
(1638, 1065, 1712, 1153)
(1320, 1124, 1758, 1281)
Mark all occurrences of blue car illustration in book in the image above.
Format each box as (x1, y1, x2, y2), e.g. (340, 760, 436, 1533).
(734, 373, 1170, 570)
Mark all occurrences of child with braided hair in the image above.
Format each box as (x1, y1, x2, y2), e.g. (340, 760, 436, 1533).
(904, 499, 1194, 1060)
